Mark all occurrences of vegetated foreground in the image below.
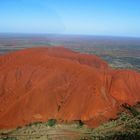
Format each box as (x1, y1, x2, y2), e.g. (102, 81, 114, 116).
(0, 120, 88, 140)
(0, 103, 140, 140)
(0, 47, 140, 130)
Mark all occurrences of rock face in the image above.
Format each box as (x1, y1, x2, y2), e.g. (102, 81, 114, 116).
(0, 47, 140, 128)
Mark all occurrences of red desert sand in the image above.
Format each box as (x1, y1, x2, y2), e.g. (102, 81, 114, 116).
(0, 47, 140, 128)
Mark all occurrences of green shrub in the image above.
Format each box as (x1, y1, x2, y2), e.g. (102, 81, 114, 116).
(78, 120, 84, 127)
(46, 119, 57, 127)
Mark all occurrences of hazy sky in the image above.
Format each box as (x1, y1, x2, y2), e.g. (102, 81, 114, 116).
(0, 0, 140, 37)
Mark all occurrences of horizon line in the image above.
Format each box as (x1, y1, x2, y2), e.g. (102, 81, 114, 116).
(0, 32, 140, 39)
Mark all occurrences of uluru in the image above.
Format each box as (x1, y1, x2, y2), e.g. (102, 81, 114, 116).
(0, 47, 140, 129)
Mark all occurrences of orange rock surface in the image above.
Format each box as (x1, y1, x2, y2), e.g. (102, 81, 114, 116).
(0, 47, 140, 128)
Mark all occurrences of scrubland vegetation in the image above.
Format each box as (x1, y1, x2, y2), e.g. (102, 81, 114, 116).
(82, 102, 140, 140)
(0, 103, 140, 140)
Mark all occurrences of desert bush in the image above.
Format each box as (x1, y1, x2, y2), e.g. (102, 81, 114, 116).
(46, 119, 57, 127)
